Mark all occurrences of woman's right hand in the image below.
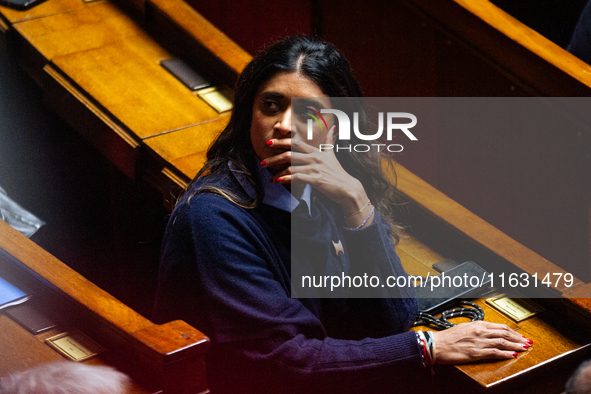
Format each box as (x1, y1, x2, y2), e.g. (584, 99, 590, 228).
(263, 126, 375, 227)
(431, 321, 533, 365)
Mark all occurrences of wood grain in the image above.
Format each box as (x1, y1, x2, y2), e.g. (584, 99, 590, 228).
(0, 217, 210, 355)
(13, 1, 143, 60)
(413, 296, 591, 389)
(44, 64, 139, 148)
(397, 248, 436, 279)
(456, 300, 586, 387)
(563, 283, 591, 321)
(146, 0, 250, 77)
(143, 116, 230, 179)
(50, 34, 223, 139)
(398, 234, 445, 268)
(0, 316, 153, 393)
(0, 315, 66, 373)
(402, 0, 591, 96)
(454, 0, 591, 90)
(0, 217, 210, 392)
(133, 320, 208, 358)
(0, 0, 85, 24)
(0, 219, 152, 334)
(2, 1, 591, 392)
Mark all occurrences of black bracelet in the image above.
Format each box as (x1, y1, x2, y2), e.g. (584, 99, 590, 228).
(413, 301, 485, 330)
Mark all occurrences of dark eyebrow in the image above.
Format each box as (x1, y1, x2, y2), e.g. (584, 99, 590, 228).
(294, 98, 326, 109)
(261, 92, 285, 100)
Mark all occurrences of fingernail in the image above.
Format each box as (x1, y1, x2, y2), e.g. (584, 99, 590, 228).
(277, 177, 282, 183)
(267, 140, 273, 146)
(270, 177, 274, 183)
(260, 160, 266, 166)
(527, 339, 533, 344)
(512, 352, 518, 357)
(523, 344, 530, 349)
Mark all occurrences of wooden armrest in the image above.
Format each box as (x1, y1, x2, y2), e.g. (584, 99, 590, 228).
(0, 218, 209, 393)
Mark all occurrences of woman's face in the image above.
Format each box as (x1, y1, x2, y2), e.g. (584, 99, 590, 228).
(250, 71, 331, 174)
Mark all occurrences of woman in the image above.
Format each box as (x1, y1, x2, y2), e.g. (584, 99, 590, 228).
(153, 36, 531, 393)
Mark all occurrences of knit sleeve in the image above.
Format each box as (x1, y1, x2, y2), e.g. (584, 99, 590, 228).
(154, 193, 424, 394)
(342, 211, 419, 301)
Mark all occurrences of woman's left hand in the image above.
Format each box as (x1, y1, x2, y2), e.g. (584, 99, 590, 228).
(431, 321, 533, 364)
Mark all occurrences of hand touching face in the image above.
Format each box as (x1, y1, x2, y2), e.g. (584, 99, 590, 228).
(250, 71, 331, 177)
(252, 72, 373, 225)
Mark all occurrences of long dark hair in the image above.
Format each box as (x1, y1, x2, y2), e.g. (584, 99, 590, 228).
(187, 36, 403, 240)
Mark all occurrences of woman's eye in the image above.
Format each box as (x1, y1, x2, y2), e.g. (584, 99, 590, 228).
(300, 106, 313, 117)
(262, 100, 280, 113)
(296, 106, 317, 122)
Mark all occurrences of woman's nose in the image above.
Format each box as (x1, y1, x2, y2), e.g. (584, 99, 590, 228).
(275, 108, 292, 135)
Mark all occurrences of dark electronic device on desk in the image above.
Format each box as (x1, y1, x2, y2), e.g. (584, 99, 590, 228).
(5, 300, 57, 333)
(0, 0, 47, 10)
(1, 276, 56, 333)
(160, 58, 211, 91)
(416, 261, 492, 314)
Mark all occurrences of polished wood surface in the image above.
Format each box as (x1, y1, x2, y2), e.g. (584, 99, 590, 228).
(397, 0, 591, 97)
(0, 316, 151, 394)
(454, 0, 591, 90)
(399, 223, 591, 391)
(315, 0, 591, 284)
(0, 219, 209, 394)
(48, 36, 217, 138)
(12, 1, 141, 60)
(394, 0, 591, 282)
(146, 0, 251, 78)
(1, 0, 591, 392)
(0, 0, 84, 23)
(143, 114, 231, 178)
(395, 161, 591, 392)
(408, 299, 591, 392)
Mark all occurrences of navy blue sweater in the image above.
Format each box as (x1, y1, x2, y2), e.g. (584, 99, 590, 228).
(153, 170, 425, 393)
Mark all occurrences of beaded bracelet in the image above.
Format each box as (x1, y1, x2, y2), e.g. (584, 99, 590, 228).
(423, 331, 436, 365)
(417, 330, 436, 375)
(427, 331, 436, 363)
(415, 332, 426, 368)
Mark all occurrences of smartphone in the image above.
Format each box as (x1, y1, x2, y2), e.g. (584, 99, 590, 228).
(0, 0, 48, 10)
(160, 58, 211, 91)
(416, 261, 491, 314)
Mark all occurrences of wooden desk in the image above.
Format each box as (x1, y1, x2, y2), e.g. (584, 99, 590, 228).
(1, 0, 591, 392)
(395, 0, 591, 280)
(0, 219, 209, 393)
(316, 0, 591, 280)
(395, 164, 591, 393)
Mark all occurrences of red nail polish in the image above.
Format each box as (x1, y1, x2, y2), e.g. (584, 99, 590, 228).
(260, 160, 266, 166)
(527, 339, 533, 344)
(267, 140, 273, 146)
(277, 177, 282, 183)
(512, 352, 518, 357)
(523, 344, 529, 349)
